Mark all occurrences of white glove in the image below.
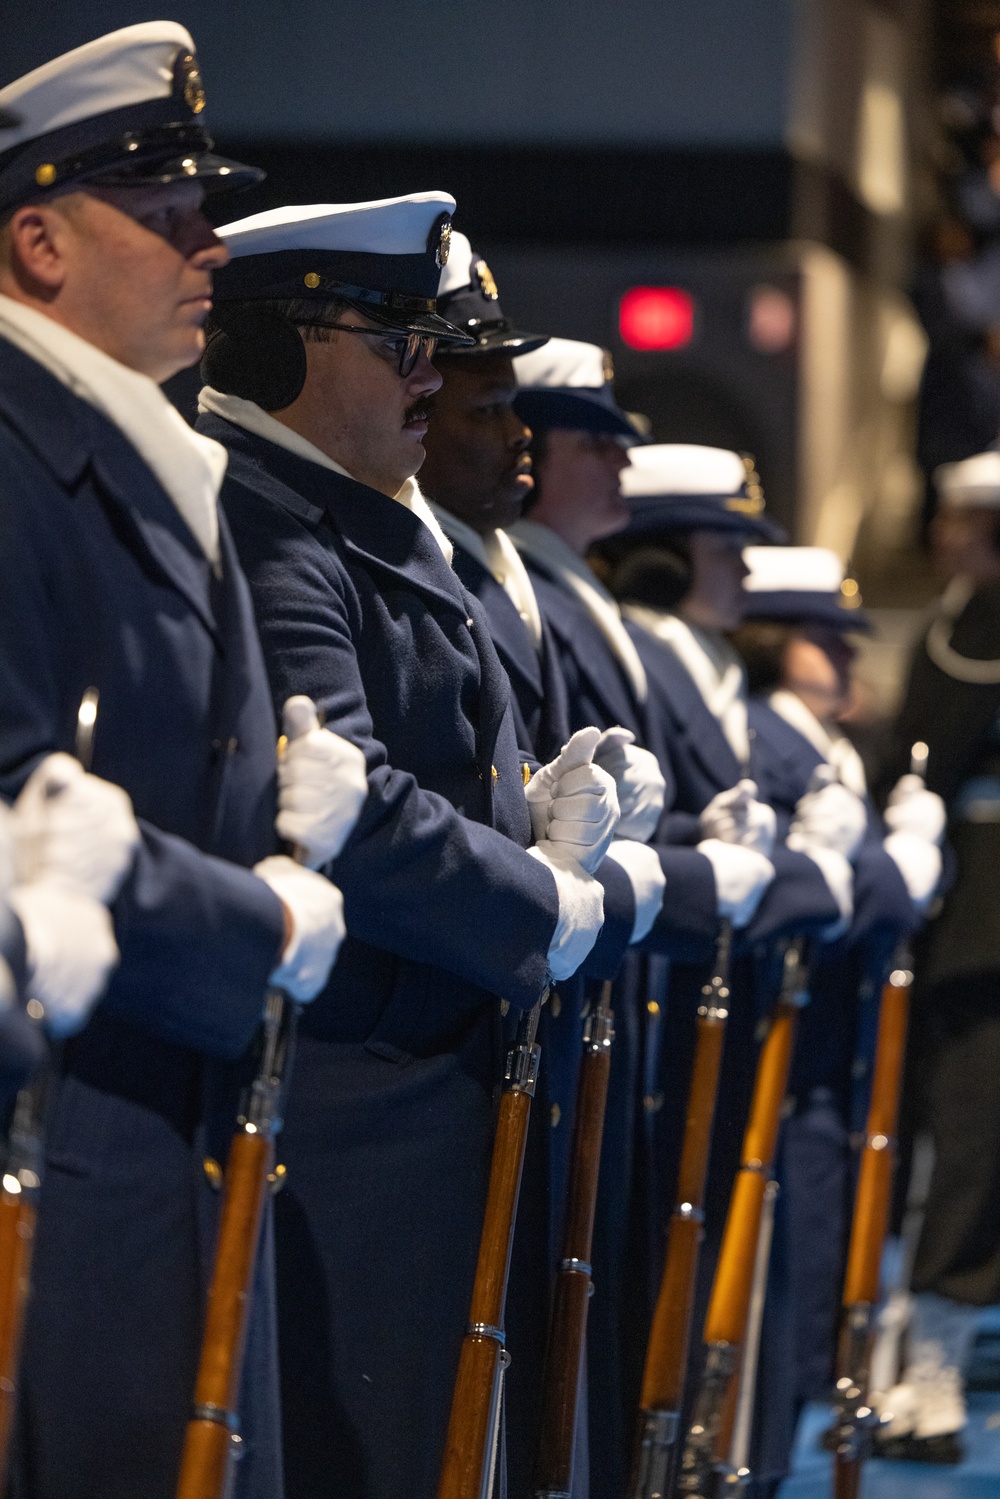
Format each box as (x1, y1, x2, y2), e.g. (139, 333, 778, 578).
(277, 696, 368, 869)
(8, 880, 119, 1038)
(603, 839, 666, 943)
(526, 845, 604, 980)
(791, 776, 867, 860)
(884, 831, 942, 910)
(885, 775, 946, 846)
(254, 855, 346, 1002)
(12, 753, 140, 903)
(593, 727, 666, 843)
(699, 780, 776, 857)
(697, 839, 775, 928)
(525, 727, 619, 875)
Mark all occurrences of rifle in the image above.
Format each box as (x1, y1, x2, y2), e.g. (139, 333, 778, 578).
(828, 740, 928, 1499)
(437, 994, 544, 1499)
(630, 921, 733, 1499)
(828, 960, 913, 1499)
(675, 939, 807, 1499)
(534, 979, 615, 1499)
(176, 718, 311, 1499)
(0, 687, 99, 1480)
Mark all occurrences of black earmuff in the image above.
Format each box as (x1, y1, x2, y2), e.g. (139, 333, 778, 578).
(200, 307, 308, 412)
(608, 541, 694, 612)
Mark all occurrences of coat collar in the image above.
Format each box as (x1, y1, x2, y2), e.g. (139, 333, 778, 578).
(198, 411, 471, 623)
(0, 338, 219, 644)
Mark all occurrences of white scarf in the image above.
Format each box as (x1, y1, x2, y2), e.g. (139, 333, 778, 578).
(430, 506, 543, 648)
(767, 689, 869, 798)
(197, 385, 453, 562)
(509, 520, 647, 702)
(0, 295, 224, 569)
(624, 605, 749, 765)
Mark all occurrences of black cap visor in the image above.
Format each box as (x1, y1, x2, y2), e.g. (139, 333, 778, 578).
(514, 386, 643, 441)
(447, 322, 550, 356)
(92, 147, 263, 194)
(741, 592, 872, 632)
(335, 297, 475, 346)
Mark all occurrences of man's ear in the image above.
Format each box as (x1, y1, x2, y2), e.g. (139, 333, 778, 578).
(3, 202, 70, 295)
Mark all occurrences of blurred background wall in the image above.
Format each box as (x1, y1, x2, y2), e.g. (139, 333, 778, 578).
(9, 1, 1000, 704)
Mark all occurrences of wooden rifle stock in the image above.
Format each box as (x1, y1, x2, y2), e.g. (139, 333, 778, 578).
(630, 921, 733, 1499)
(675, 941, 807, 1499)
(0, 688, 99, 1484)
(830, 958, 913, 1499)
(176, 988, 298, 1499)
(0, 1078, 44, 1480)
(438, 998, 543, 1499)
(534, 980, 614, 1499)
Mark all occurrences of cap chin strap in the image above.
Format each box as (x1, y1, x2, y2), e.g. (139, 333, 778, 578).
(201, 308, 307, 412)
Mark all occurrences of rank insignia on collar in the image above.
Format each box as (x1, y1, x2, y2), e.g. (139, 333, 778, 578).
(476, 259, 499, 300)
(436, 219, 452, 269)
(178, 51, 206, 114)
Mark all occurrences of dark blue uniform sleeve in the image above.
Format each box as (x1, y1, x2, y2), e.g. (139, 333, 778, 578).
(739, 845, 842, 948)
(641, 845, 719, 963)
(228, 488, 560, 1011)
(581, 855, 635, 979)
(0, 453, 285, 1059)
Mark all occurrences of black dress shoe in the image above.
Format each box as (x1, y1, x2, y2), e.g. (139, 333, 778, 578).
(873, 1428, 964, 1464)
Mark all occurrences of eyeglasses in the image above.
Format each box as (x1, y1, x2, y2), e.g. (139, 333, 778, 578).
(300, 321, 438, 378)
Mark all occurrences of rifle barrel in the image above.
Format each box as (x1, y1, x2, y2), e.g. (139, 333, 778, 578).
(830, 959, 913, 1496)
(630, 924, 732, 1499)
(676, 942, 806, 1498)
(437, 998, 542, 1499)
(534, 981, 614, 1499)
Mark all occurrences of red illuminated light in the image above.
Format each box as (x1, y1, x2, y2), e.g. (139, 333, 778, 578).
(619, 286, 695, 351)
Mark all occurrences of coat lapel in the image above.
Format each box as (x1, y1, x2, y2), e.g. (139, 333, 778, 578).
(525, 559, 643, 733)
(629, 622, 742, 791)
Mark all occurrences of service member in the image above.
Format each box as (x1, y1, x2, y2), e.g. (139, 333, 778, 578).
(0, 27, 361, 1499)
(597, 443, 854, 1495)
(422, 239, 670, 1496)
(732, 547, 943, 1416)
(504, 371, 780, 1496)
(877, 449, 1000, 1460)
(197, 197, 618, 1498)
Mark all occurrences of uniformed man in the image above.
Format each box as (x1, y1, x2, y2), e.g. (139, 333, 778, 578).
(876, 449, 1000, 1460)
(196, 198, 619, 1498)
(731, 546, 944, 1417)
(502, 376, 781, 1496)
(421, 239, 670, 1497)
(0, 27, 363, 1499)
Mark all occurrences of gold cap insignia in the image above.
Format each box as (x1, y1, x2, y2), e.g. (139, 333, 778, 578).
(726, 454, 765, 514)
(840, 577, 862, 608)
(602, 349, 615, 383)
(476, 259, 499, 300)
(180, 53, 206, 114)
(436, 219, 452, 269)
(35, 163, 56, 187)
(303, 272, 322, 289)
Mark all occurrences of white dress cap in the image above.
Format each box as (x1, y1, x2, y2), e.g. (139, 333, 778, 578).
(438, 229, 474, 297)
(514, 337, 610, 391)
(743, 546, 845, 594)
(218, 193, 457, 259)
(621, 443, 746, 499)
(0, 22, 195, 144)
(935, 450, 1000, 509)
